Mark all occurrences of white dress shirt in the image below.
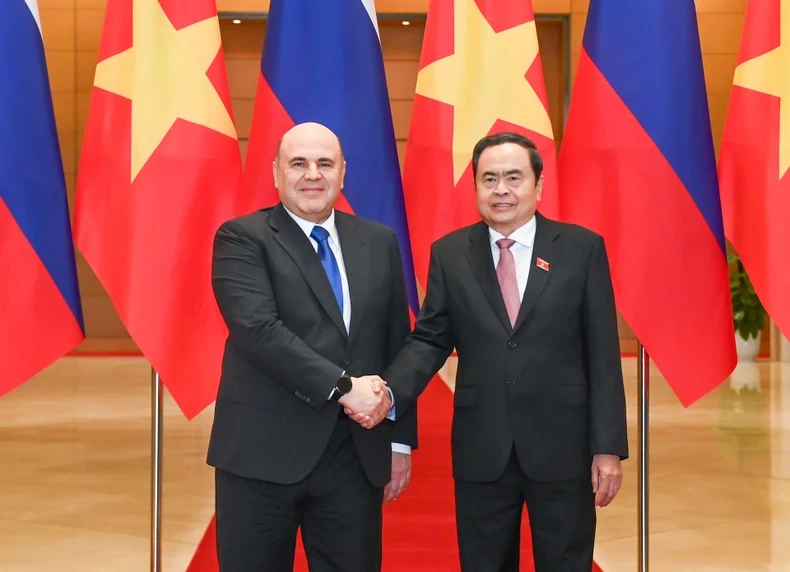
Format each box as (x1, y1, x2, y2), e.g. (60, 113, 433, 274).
(489, 214, 537, 301)
(284, 206, 351, 332)
(284, 206, 410, 455)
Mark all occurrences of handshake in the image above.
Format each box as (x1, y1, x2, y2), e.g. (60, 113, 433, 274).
(338, 375, 392, 429)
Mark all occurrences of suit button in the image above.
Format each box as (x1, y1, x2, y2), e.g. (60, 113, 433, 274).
(506, 380, 510, 385)
(508, 341, 517, 348)
(343, 358, 350, 365)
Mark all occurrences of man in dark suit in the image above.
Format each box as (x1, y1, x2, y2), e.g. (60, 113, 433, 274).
(351, 132, 628, 571)
(207, 122, 417, 572)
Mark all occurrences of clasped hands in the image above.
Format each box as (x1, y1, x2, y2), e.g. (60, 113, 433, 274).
(338, 375, 391, 429)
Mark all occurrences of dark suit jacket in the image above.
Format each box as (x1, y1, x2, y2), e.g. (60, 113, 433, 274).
(206, 203, 417, 488)
(385, 212, 627, 483)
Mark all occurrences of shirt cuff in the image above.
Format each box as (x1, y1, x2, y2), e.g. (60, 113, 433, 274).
(391, 443, 412, 454)
(385, 387, 396, 421)
(327, 370, 345, 400)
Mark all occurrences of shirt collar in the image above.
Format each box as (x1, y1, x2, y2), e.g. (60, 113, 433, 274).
(488, 214, 537, 248)
(283, 204, 339, 245)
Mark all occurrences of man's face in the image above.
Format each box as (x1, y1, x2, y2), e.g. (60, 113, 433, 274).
(273, 124, 346, 223)
(475, 142, 543, 236)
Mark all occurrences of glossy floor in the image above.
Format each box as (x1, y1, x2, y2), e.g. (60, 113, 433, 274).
(0, 356, 788, 571)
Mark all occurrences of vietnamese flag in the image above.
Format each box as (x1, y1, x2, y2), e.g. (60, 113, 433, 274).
(73, 0, 250, 419)
(719, 0, 790, 339)
(403, 0, 558, 292)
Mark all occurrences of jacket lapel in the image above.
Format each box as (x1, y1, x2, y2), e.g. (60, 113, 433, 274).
(335, 212, 369, 343)
(269, 204, 347, 338)
(465, 222, 513, 335)
(512, 213, 562, 333)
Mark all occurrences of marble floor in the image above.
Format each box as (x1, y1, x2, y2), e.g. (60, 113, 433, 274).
(0, 355, 788, 571)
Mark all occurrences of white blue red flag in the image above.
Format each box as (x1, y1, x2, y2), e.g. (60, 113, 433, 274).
(0, 0, 84, 395)
(558, 0, 737, 405)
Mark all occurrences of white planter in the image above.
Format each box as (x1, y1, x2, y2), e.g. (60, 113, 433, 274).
(735, 331, 761, 361)
(729, 361, 761, 392)
(781, 330, 790, 363)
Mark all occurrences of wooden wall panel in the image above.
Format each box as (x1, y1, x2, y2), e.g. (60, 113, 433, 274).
(380, 21, 422, 169)
(44, 2, 130, 341)
(379, 24, 425, 59)
(75, 9, 103, 51)
(40, 9, 75, 50)
(45, 51, 75, 92)
(40, 0, 75, 9)
(535, 20, 565, 148)
(51, 92, 76, 133)
(390, 100, 414, 141)
(231, 99, 255, 140)
(216, 0, 571, 15)
(704, 53, 739, 96)
(384, 60, 420, 100)
(698, 14, 745, 55)
(76, 52, 98, 93)
(219, 20, 263, 170)
(225, 58, 261, 99)
(220, 20, 265, 56)
(695, 0, 746, 13)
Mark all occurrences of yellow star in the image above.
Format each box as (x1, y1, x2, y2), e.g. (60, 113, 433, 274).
(733, 1, 790, 179)
(415, 0, 554, 184)
(93, 0, 237, 182)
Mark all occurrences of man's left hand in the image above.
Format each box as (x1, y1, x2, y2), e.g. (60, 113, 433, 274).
(384, 452, 411, 503)
(591, 454, 622, 507)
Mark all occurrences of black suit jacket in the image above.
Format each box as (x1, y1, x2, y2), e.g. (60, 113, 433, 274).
(385, 212, 627, 483)
(207, 204, 417, 487)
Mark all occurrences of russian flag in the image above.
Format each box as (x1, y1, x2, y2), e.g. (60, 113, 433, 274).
(0, 0, 85, 394)
(242, 0, 418, 313)
(558, 0, 737, 405)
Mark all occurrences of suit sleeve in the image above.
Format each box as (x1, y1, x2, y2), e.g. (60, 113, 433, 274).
(211, 220, 342, 410)
(386, 232, 418, 450)
(385, 243, 455, 416)
(584, 235, 629, 459)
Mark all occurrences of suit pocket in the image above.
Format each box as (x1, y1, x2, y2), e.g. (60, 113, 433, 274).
(555, 386, 588, 406)
(454, 387, 477, 408)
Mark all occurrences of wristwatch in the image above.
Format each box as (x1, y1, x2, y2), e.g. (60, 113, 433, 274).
(330, 373, 353, 402)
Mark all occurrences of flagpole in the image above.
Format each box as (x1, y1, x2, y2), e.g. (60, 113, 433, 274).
(637, 342, 649, 571)
(151, 368, 163, 572)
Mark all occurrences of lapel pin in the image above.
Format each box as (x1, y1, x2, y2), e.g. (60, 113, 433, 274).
(536, 257, 549, 272)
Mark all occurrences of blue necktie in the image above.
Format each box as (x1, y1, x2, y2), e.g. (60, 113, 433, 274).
(310, 226, 344, 314)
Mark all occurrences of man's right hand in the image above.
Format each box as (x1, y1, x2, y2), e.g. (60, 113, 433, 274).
(339, 376, 391, 428)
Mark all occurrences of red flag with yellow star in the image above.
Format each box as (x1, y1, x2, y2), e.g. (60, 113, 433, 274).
(719, 0, 790, 340)
(403, 0, 558, 291)
(73, 0, 250, 419)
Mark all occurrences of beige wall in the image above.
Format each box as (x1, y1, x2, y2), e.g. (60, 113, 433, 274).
(41, 0, 756, 352)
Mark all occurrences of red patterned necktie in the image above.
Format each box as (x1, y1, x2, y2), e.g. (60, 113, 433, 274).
(496, 238, 520, 327)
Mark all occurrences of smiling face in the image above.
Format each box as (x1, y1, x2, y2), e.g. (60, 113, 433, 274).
(273, 122, 346, 223)
(474, 142, 543, 237)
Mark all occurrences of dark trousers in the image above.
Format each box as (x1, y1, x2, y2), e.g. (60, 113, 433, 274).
(215, 415, 384, 572)
(455, 448, 596, 572)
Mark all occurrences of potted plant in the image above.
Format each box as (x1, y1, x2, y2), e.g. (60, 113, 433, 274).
(728, 252, 766, 361)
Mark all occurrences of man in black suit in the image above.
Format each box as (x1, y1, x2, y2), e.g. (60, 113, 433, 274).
(351, 132, 628, 571)
(207, 122, 417, 572)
